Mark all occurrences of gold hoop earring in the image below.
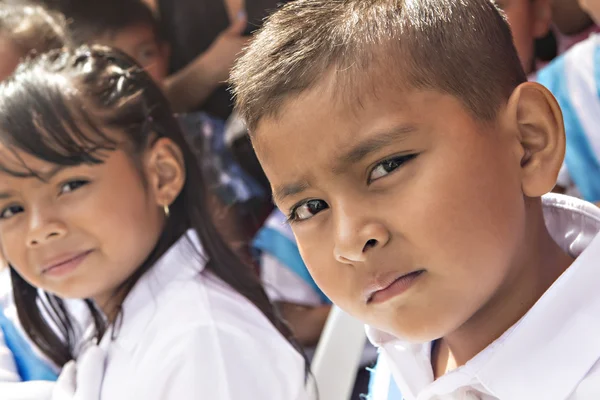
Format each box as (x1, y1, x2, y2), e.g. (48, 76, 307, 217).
(163, 204, 170, 217)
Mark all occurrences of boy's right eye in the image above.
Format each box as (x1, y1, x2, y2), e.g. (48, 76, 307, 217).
(289, 199, 329, 222)
(0, 205, 24, 220)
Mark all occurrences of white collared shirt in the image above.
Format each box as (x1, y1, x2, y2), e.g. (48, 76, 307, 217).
(367, 194, 600, 400)
(95, 231, 309, 400)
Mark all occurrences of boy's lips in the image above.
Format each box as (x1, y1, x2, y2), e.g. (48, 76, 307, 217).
(364, 269, 425, 304)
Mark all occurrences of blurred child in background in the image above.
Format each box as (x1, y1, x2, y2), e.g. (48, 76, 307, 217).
(538, 0, 600, 204)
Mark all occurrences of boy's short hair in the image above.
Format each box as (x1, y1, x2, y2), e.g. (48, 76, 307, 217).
(231, 0, 528, 132)
(0, 2, 66, 55)
(42, 0, 161, 46)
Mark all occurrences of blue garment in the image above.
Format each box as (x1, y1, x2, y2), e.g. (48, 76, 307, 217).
(178, 112, 266, 206)
(367, 355, 403, 399)
(253, 210, 331, 304)
(0, 308, 57, 381)
(537, 35, 600, 202)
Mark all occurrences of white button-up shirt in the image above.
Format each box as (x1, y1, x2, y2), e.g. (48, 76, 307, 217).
(95, 231, 308, 400)
(368, 194, 600, 400)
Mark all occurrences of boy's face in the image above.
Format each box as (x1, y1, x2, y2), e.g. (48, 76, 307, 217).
(497, 0, 551, 74)
(253, 73, 531, 341)
(98, 24, 168, 83)
(579, 0, 600, 24)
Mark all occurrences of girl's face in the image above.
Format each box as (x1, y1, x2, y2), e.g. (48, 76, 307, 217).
(579, 0, 600, 24)
(0, 138, 182, 307)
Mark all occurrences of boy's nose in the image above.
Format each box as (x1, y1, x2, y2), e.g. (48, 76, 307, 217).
(333, 220, 390, 264)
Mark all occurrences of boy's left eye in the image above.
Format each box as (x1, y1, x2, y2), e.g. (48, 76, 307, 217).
(369, 154, 417, 183)
(59, 179, 89, 195)
(288, 199, 329, 223)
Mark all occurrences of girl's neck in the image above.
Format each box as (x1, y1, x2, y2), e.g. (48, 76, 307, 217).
(432, 209, 574, 379)
(94, 290, 127, 324)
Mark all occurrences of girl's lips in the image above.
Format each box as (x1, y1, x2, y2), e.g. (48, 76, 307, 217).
(366, 270, 425, 304)
(41, 250, 93, 277)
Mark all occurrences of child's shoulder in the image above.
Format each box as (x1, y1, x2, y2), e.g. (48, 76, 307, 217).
(149, 268, 286, 341)
(106, 274, 307, 400)
(129, 273, 307, 395)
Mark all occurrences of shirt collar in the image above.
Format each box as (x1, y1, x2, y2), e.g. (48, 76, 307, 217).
(100, 230, 207, 352)
(367, 194, 600, 398)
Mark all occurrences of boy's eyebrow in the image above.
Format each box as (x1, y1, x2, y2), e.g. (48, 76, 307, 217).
(333, 124, 417, 173)
(0, 191, 14, 200)
(272, 180, 310, 206)
(271, 124, 416, 205)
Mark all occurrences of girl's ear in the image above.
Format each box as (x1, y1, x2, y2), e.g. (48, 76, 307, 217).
(145, 138, 186, 210)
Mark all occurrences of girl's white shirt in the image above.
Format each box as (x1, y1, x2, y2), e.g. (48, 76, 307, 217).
(74, 231, 309, 400)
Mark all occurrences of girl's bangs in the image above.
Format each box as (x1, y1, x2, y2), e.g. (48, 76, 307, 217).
(0, 72, 117, 178)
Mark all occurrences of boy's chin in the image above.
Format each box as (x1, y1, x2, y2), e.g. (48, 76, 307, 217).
(386, 327, 447, 344)
(373, 312, 467, 344)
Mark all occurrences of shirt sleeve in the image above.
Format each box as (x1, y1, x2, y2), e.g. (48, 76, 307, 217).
(0, 323, 20, 382)
(133, 324, 311, 400)
(0, 381, 55, 399)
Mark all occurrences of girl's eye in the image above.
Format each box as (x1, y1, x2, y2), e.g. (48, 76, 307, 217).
(59, 179, 89, 195)
(290, 199, 329, 222)
(0, 205, 24, 220)
(369, 154, 417, 183)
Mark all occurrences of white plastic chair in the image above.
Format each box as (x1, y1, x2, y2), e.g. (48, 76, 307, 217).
(309, 306, 367, 400)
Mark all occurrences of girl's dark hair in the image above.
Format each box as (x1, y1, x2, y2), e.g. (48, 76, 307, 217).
(1, 45, 296, 367)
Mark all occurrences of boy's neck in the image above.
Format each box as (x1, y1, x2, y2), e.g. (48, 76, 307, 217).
(432, 203, 574, 378)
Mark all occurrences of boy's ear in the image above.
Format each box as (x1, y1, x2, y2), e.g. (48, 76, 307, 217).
(145, 137, 185, 210)
(506, 82, 565, 197)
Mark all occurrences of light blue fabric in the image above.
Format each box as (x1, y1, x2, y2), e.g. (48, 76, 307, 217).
(0, 309, 57, 382)
(537, 43, 600, 202)
(387, 375, 403, 400)
(253, 226, 331, 304)
(367, 356, 403, 399)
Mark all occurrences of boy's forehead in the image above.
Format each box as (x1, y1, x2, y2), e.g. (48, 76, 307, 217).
(255, 67, 415, 136)
(252, 71, 472, 178)
(252, 65, 488, 162)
